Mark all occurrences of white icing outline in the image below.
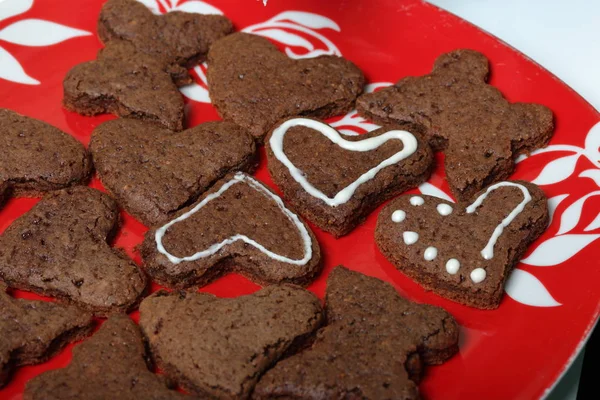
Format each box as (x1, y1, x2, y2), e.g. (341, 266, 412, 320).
(466, 182, 532, 260)
(155, 173, 313, 265)
(269, 118, 418, 207)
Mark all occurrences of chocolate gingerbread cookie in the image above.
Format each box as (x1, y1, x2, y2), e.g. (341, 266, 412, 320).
(0, 108, 91, 199)
(141, 172, 321, 289)
(0, 187, 147, 315)
(63, 40, 185, 131)
(98, 0, 233, 86)
(90, 118, 257, 226)
(207, 32, 365, 141)
(376, 181, 549, 308)
(356, 50, 554, 201)
(254, 267, 459, 399)
(139, 285, 323, 399)
(0, 284, 93, 388)
(24, 314, 186, 400)
(266, 117, 433, 236)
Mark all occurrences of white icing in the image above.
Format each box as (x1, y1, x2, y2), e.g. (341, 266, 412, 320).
(446, 259, 460, 274)
(155, 173, 313, 265)
(403, 231, 419, 245)
(424, 246, 438, 261)
(391, 210, 406, 223)
(269, 118, 419, 207)
(437, 203, 453, 216)
(410, 196, 424, 206)
(470, 268, 487, 283)
(466, 182, 532, 260)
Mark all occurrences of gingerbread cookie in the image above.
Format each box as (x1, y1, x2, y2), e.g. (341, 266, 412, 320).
(139, 285, 323, 399)
(207, 33, 365, 141)
(356, 49, 554, 201)
(98, 0, 233, 86)
(63, 40, 185, 131)
(254, 267, 459, 399)
(90, 118, 257, 226)
(0, 284, 93, 388)
(141, 172, 321, 289)
(266, 117, 433, 236)
(24, 314, 186, 400)
(0, 108, 91, 198)
(376, 181, 549, 309)
(0, 187, 147, 315)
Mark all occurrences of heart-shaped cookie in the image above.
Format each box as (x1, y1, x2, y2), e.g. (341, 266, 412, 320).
(207, 32, 365, 141)
(25, 314, 187, 400)
(90, 118, 257, 226)
(0, 187, 147, 315)
(98, 0, 233, 86)
(266, 118, 433, 236)
(1, 108, 91, 199)
(356, 50, 554, 201)
(0, 283, 93, 388)
(141, 172, 321, 289)
(139, 285, 323, 399)
(376, 181, 549, 309)
(254, 267, 459, 399)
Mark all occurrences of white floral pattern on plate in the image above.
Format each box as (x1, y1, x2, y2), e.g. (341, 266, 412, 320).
(0, 0, 90, 85)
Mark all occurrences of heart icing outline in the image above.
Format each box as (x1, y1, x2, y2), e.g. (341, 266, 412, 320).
(155, 173, 313, 265)
(269, 118, 419, 207)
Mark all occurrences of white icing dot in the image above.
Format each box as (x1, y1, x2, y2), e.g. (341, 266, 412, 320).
(403, 231, 419, 245)
(470, 268, 487, 283)
(436, 204, 453, 216)
(424, 246, 438, 261)
(445, 259, 460, 275)
(410, 196, 424, 206)
(391, 210, 406, 223)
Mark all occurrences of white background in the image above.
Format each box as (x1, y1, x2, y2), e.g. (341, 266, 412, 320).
(429, 0, 600, 398)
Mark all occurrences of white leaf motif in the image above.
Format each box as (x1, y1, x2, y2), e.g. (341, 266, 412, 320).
(180, 82, 210, 103)
(135, 0, 160, 14)
(579, 169, 600, 187)
(521, 234, 600, 266)
(272, 11, 340, 31)
(0, 0, 33, 22)
(531, 154, 580, 185)
(557, 191, 600, 234)
(0, 19, 90, 46)
(505, 269, 561, 307)
(418, 182, 455, 203)
(0, 46, 39, 85)
(585, 213, 600, 232)
(584, 121, 600, 154)
(175, 1, 223, 15)
(253, 29, 314, 50)
(547, 194, 568, 226)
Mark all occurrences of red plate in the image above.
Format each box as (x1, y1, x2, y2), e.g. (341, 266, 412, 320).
(1, 0, 599, 399)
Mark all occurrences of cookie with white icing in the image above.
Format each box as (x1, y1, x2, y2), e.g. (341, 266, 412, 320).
(253, 267, 459, 399)
(376, 181, 549, 309)
(90, 118, 257, 227)
(141, 172, 322, 288)
(207, 33, 365, 141)
(266, 117, 433, 237)
(139, 285, 323, 399)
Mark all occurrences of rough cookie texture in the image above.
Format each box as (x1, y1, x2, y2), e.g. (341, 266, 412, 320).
(90, 118, 257, 226)
(356, 49, 554, 201)
(139, 285, 323, 399)
(376, 181, 549, 308)
(0, 108, 91, 198)
(24, 314, 186, 400)
(207, 33, 365, 141)
(254, 267, 459, 399)
(141, 172, 322, 289)
(98, 0, 233, 86)
(266, 118, 433, 236)
(63, 40, 185, 131)
(0, 284, 93, 388)
(0, 187, 147, 315)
